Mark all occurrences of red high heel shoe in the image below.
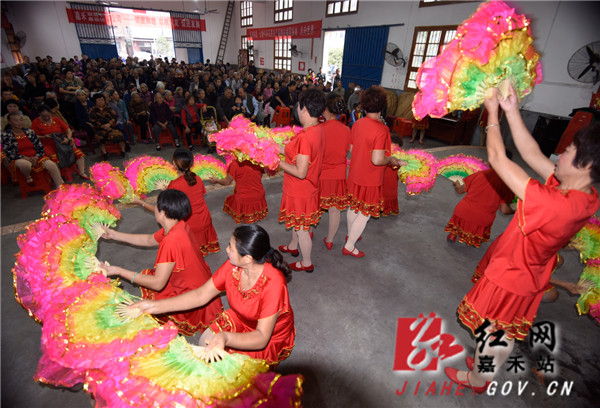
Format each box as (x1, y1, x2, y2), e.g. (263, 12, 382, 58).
(342, 247, 365, 258)
(278, 245, 299, 257)
(444, 367, 490, 394)
(289, 261, 314, 273)
(323, 237, 333, 251)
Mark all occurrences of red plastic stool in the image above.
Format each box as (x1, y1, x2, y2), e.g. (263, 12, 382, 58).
(60, 163, 78, 182)
(16, 169, 53, 199)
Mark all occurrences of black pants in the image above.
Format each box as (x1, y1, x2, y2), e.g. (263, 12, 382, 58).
(132, 116, 149, 141)
(184, 121, 203, 146)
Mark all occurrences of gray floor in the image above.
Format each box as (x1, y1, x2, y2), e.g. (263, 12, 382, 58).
(2, 138, 599, 408)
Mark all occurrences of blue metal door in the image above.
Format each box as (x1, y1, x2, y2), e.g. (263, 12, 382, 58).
(341, 26, 389, 89)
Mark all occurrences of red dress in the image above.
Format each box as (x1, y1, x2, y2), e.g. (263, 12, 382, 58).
(140, 221, 223, 336)
(381, 166, 399, 216)
(168, 175, 220, 255)
(279, 125, 326, 230)
(458, 175, 598, 340)
(223, 160, 268, 224)
(445, 169, 514, 247)
(31, 117, 85, 164)
(347, 117, 391, 217)
(209, 260, 295, 366)
(319, 119, 351, 210)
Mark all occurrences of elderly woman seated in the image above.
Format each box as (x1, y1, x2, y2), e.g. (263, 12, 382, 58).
(1, 111, 63, 187)
(31, 104, 88, 179)
(149, 92, 180, 151)
(89, 93, 127, 160)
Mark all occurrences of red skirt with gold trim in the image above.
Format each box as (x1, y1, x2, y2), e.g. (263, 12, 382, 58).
(319, 178, 348, 210)
(209, 311, 295, 366)
(445, 215, 491, 248)
(140, 268, 224, 336)
(347, 181, 383, 217)
(223, 193, 268, 224)
(458, 276, 543, 341)
(191, 224, 220, 256)
(41, 138, 85, 164)
(279, 192, 321, 231)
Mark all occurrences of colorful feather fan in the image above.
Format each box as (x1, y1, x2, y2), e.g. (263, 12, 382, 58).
(209, 115, 299, 171)
(412, 0, 543, 120)
(437, 154, 489, 183)
(90, 162, 136, 203)
(391, 144, 438, 195)
(124, 155, 178, 195)
(192, 154, 228, 180)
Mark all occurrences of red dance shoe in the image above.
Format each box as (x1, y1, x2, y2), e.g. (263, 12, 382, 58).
(278, 245, 299, 257)
(289, 261, 314, 273)
(444, 367, 490, 394)
(345, 235, 362, 242)
(323, 237, 333, 251)
(446, 233, 457, 242)
(342, 247, 365, 258)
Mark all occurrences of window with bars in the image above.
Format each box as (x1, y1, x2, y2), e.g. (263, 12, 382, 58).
(274, 36, 292, 71)
(241, 1, 253, 27)
(242, 35, 254, 62)
(326, 0, 358, 16)
(274, 0, 293, 23)
(404, 25, 457, 91)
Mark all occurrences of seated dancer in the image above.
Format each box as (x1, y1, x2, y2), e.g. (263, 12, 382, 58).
(445, 86, 599, 393)
(134, 225, 295, 367)
(134, 148, 220, 256)
(210, 159, 268, 224)
(101, 189, 223, 336)
(445, 166, 514, 247)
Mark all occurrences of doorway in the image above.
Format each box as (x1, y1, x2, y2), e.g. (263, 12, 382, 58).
(322, 30, 345, 86)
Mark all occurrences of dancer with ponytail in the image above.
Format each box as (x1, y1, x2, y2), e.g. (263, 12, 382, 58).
(135, 148, 220, 255)
(134, 225, 295, 366)
(319, 93, 351, 250)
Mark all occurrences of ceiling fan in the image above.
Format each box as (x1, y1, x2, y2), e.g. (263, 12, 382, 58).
(193, 1, 219, 15)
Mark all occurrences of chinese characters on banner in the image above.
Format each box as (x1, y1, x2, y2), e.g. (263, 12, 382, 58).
(65, 8, 206, 31)
(246, 20, 322, 40)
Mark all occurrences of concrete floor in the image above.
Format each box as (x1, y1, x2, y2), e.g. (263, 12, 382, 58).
(2, 138, 599, 408)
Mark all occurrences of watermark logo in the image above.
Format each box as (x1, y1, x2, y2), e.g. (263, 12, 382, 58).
(393, 312, 463, 371)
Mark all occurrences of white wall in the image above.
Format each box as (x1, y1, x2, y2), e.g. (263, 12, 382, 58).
(4, 1, 81, 64)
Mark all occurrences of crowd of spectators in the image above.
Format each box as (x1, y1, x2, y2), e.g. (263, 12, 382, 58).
(2, 54, 362, 157)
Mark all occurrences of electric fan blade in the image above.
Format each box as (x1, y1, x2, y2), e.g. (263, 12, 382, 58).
(586, 45, 595, 59)
(391, 48, 400, 57)
(578, 64, 593, 79)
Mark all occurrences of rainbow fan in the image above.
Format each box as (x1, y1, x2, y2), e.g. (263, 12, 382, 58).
(124, 155, 177, 195)
(192, 154, 228, 180)
(391, 144, 438, 195)
(209, 115, 299, 171)
(570, 216, 600, 263)
(90, 162, 136, 204)
(437, 154, 489, 183)
(412, 0, 543, 120)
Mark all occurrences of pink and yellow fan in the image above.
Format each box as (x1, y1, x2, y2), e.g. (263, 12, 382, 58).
(412, 0, 543, 120)
(391, 144, 438, 195)
(192, 154, 228, 180)
(125, 155, 177, 195)
(570, 216, 600, 323)
(436, 154, 489, 184)
(90, 162, 136, 204)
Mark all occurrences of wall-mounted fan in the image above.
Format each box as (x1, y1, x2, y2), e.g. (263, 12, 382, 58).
(290, 44, 302, 57)
(567, 41, 600, 84)
(15, 31, 27, 49)
(384, 42, 406, 67)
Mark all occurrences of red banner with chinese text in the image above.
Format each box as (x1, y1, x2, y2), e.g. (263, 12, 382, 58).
(65, 8, 205, 31)
(246, 20, 322, 40)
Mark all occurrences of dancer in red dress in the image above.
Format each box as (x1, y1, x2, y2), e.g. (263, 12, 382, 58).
(345, 86, 404, 257)
(134, 225, 295, 366)
(445, 86, 600, 393)
(135, 148, 220, 256)
(101, 189, 223, 336)
(210, 159, 268, 224)
(444, 168, 514, 247)
(278, 89, 326, 272)
(320, 93, 351, 250)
